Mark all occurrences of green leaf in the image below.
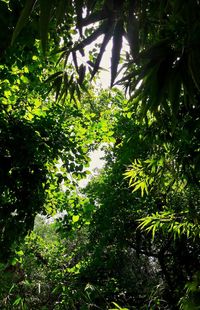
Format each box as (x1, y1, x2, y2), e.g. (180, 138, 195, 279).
(16, 250, 24, 256)
(72, 215, 80, 223)
(13, 296, 22, 306)
(110, 302, 129, 310)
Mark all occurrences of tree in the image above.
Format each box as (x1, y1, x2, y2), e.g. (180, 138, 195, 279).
(76, 102, 200, 308)
(1, 0, 200, 309)
(8, 0, 200, 178)
(0, 0, 100, 260)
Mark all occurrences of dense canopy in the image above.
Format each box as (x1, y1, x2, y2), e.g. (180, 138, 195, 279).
(0, 0, 200, 309)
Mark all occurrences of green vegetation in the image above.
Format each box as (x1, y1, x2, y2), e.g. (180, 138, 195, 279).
(0, 0, 200, 309)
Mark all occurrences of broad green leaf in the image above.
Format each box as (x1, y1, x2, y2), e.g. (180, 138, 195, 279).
(72, 215, 79, 223)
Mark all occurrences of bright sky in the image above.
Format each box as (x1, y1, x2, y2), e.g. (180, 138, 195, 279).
(77, 37, 129, 184)
(67, 32, 129, 186)
(72, 30, 129, 89)
(79, 146, 106, 188)
(97, 38, 129, 88)
(96, 39, 112, 88)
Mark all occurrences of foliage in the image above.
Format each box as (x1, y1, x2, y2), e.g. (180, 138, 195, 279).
(0, 0, 124, 261)
(138, 210, 200, 241)
(109, 302, 129, 310)
(179, 272, 200, 310)
(0, 215, 74, 309)
(10, 0, 200, 117)
(0, 0, 200, 309)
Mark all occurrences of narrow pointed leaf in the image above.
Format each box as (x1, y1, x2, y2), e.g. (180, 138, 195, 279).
(169, 67, 181, 119)
(69, 21, 108, 53)
(58, 85, 67, 102)
(56, 0, 68, 26)
(86, 0, 99, 13)
(126, 1, 139, 61)
(188, 49, 200, 92)
(53, 76, 63, 100)
(45, 71, 63, 83)
(76, 84, 81, 100)
(58, 71, 68, 101)
(75, 0, 83, 36)
(11, 0, 36, 45)
(78, 64, 86, 85)
(39, 0, 53, 53)
(91, 20, 114, 79)
(111, 19, 123, 86)
(72, 51, 79, 73)
(81, 9, 108, 27)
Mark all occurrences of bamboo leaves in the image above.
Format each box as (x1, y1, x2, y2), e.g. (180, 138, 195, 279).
(12, 0, 70, 51)
(11, 0, 36, 45)
(188, 49, 200, 92)
(56, 0, 68, 26)
(90, 20, 113, 79)
(39, 0, 53, 53)
(11, 0, 135, 89)
(111, 19, 124, 86)
(70, 21, 108, 53)
(124, 159, 149, 197)
(138, 211, 200, 241)
(46, 68, 86, 102)
(126, 1, 139, 61)
(75, 0, 83, 36)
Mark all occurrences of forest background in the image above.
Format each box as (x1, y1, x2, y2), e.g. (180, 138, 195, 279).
(0, 0, 200, 309)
